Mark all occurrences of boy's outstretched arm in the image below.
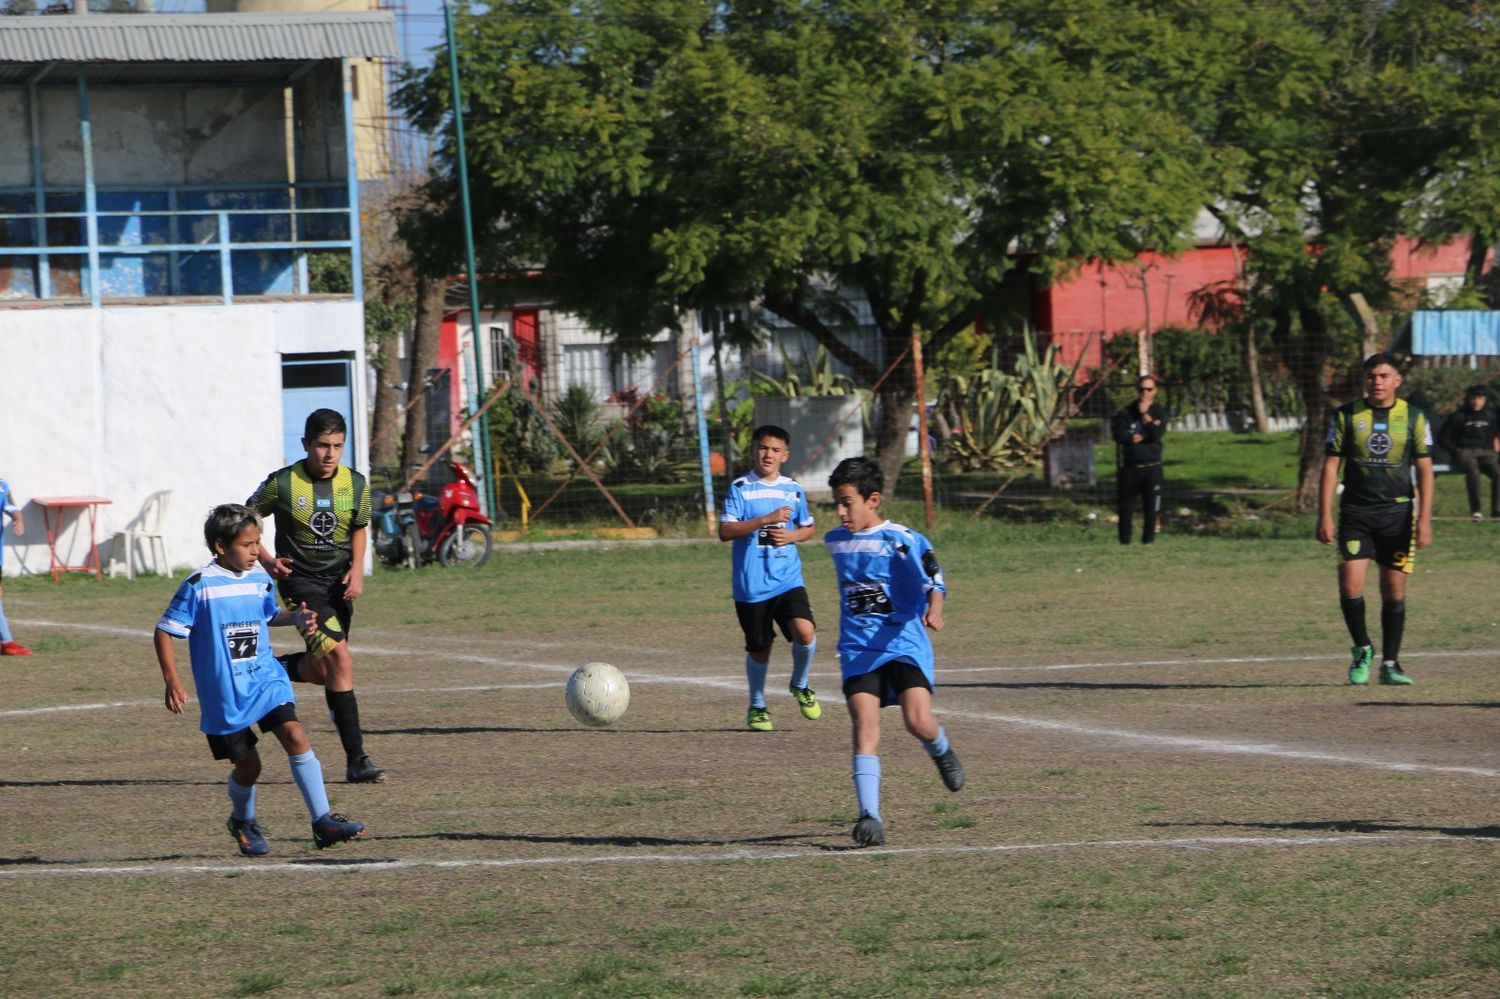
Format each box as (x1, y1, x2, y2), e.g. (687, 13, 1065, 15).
(153, 629, 189, 715)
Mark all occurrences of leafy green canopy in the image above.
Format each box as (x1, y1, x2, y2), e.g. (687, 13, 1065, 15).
(398, 0, 1221, 366)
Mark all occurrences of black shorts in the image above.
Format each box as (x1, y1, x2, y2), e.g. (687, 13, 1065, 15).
(842, 659, 933, 704)
(734, 586, 815, 652)
(206, 702, 299, 762)
(278, 570, 353, 658)
(1338, 504, 1415, 572)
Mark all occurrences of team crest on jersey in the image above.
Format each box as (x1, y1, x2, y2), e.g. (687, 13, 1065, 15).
(310, 510, 336, 537)
(1367, 431, 1392, 458)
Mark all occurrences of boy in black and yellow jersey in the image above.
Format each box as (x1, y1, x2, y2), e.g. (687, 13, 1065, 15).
(1317, 354, 1434, 687)
(248, 409, 386, 783)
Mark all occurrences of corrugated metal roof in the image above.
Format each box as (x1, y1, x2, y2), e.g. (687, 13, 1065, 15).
(0, 12, 399, 63)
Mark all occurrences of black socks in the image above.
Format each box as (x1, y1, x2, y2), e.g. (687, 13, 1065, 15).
(325, 688, 365, 761)
(1381, 599, 1406, 664)
(1340, 595, 1371, 649)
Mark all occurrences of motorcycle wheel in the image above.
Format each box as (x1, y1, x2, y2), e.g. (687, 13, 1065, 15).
(439, 523, 493, 569)
(402, 523, 423, 570)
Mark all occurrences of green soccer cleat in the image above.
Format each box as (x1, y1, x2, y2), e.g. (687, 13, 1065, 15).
(1378, 662, 1414, 686)
(790, 685, 822, 720)
(747, 706, 773, 732)
(1347, 645, 1373, 685)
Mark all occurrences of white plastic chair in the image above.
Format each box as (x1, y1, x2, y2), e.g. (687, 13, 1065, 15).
(108, 490, 172, 580)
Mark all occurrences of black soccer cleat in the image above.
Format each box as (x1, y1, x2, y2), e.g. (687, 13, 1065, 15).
(345, 754, 388, 783)
(933, 748, 965, 792)
(311, 812, 365, 849)
(851, 814, 885, 848)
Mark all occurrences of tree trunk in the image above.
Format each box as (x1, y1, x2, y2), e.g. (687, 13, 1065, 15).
(368, 314, 405, 475)
(872, 383, 915, 493)
(1245, 324, 1270, 433)
(1294, 374, 1333, 512)
(402, 274, 448, 475)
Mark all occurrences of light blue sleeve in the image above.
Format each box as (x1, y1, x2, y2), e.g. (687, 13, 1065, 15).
(156, 577, 199, 639)
(721, 479, 745, 522)
(794, 486, 814, 528)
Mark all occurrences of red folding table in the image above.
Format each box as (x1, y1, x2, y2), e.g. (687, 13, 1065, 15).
(33, 496, 112, 582)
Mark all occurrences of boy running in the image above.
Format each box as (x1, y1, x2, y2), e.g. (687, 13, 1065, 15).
(825, 456, 962, 848)
(248, 409, 385, 783)
(719, 425, 821, 731)
(154, 504, 365, 855)
(1317, 353, 1434, 686)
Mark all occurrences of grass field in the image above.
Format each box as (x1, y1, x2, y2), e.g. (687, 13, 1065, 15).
(3, 506, 1499, 997)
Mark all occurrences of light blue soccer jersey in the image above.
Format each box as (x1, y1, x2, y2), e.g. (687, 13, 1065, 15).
(722, 472, 815, 603)
(156, 561, 295, 736)
(825, 520, 946, 684)
(0, 479, 16, 567)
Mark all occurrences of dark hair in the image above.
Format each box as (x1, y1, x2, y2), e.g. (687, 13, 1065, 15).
(751, 424, 791, 448)
(828, 456, 883, 498)
(304, 408, 347, 440)
(1361, 352, 1400, 373)
(1466, 384, 1489, 400)
(1137, 374, 1158, 389)
(204, 503, 261, 554)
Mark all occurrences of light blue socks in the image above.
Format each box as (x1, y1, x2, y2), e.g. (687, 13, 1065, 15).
(745, 655, 769, 709)
(922, 727, 950, 759)
(227, 775, 255, 821)
(0, 600, 12, 642)
(790, 637, 816, 690)
(853, 754, 881, 820)
(289, 750, 331, 821)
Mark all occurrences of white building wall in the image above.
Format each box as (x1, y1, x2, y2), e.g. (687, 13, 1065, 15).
(1, 301, 365, 577)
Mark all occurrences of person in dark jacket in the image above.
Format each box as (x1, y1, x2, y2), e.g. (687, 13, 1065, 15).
(1438, 384, 1500, 521)
(1110, 375, 1166, 545)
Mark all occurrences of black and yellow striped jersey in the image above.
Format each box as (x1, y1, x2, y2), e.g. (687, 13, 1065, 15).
(247, 461, 371, 577)
(1325, 398, 1432, 510)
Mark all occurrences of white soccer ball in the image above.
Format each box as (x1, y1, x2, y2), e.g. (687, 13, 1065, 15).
(565, 662, 630, 727)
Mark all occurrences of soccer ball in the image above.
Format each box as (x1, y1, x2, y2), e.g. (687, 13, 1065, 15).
(565, 662, 630, 727)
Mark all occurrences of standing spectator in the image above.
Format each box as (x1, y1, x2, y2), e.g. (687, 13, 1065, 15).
(1438, 384, 1500, 522)
(1110, 375, 1167, 545)
(0, 477, 32, 656)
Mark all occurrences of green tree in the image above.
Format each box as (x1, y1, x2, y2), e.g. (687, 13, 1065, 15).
(1199, 1, 1499, 508)
(397, 0, 1224, 487)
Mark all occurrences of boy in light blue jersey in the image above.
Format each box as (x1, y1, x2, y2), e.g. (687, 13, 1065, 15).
(719, 425, 821, 731)
(154, 504, 366, 856)
(825, 456, 963, 847)
(0, 477, 33, 656)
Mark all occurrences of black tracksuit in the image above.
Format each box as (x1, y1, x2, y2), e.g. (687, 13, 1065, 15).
(1440, 405, 1500, 516)
(1111, 402, 1166, 544)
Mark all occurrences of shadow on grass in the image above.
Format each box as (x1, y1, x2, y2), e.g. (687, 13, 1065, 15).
(378, 829, 816, 849)
(0, 777, 214, 787)
(940, 680, 1326, 692)
(365, 726, 750, 736)
(1354, 701, 1500, 709)
(1146, 818, 1500, 838)
(0, 852, 201, 867)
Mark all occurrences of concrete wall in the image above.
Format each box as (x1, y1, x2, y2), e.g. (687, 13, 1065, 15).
(0, 84, 290, 188)
(0, 301, 366, 577)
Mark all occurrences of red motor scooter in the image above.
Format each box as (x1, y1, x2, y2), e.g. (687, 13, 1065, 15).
(410, 459, 495, 568)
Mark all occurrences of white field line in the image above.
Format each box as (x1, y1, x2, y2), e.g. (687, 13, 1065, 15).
(0, 832, 1491, 881)
(11, 617, 1500, 777)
